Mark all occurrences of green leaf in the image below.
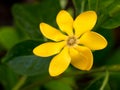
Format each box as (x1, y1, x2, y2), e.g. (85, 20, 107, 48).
(100, 1, 120, 29)
(109, 5, 120, 17)
(3, 40, 41, 62)
(73, 0, 115, 13)
(8, 55, 51, 76)
(3, 40, 51, 76)
(12, 0, 61, 39)
(0, 27, 21, 49)
(101, 7, 120, 29)
(99, 0, 115, 12)
(101, 16, 120, 29)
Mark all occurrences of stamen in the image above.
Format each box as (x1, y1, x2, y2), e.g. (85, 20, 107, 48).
(67, 36, 76, 46)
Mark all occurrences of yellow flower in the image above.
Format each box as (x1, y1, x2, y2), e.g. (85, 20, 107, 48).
(33, 10, 107, 76)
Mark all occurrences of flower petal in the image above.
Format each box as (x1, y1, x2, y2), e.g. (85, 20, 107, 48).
(56, 10, 74, 36)
(40, 23, 67, 41)
(69, 46, 93, 70)
(79, 31, 108, 50)
(73, 11, 97, 37)
(49, 46, 71, 76)
(33, 41, 65, 57)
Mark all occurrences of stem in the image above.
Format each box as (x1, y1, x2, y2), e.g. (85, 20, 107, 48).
(100, 70, 109, 90)
(81, 0, 86, 13)
(12, 76, 27, 90)
(63, 65, 120, 77)
(21, 65, 120, 90)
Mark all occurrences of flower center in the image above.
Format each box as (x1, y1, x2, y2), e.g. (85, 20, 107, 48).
(67, 36, 77, 46)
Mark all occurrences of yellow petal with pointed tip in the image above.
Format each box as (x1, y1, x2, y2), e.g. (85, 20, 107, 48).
(56, 10, 73, 36)
(40, 23, 67, 41)
(49, 46, 71, 76)
(33, 41, 65, 57)
(69, 46, 93, 70)
(73, 11, 97, 37)
(79, 31, 108, 50)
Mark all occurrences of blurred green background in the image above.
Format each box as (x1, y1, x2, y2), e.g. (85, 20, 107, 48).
(0, 0, 120, 90)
